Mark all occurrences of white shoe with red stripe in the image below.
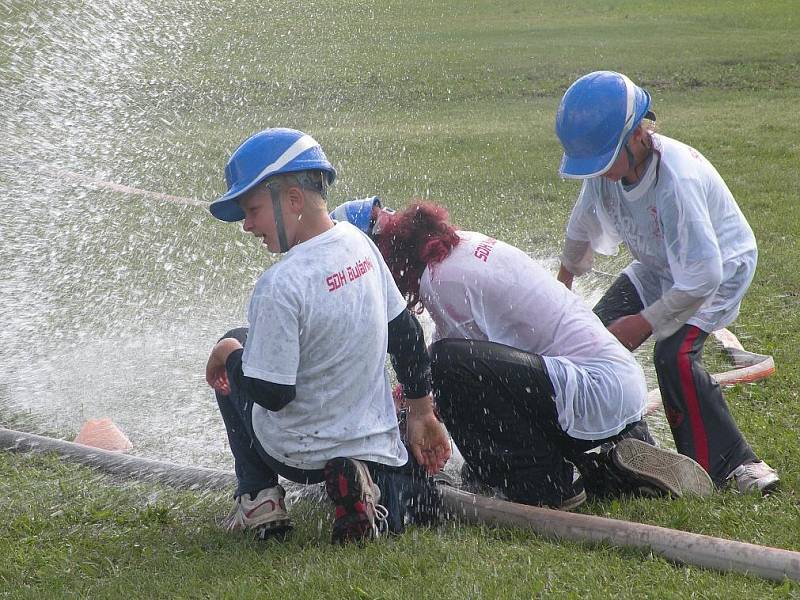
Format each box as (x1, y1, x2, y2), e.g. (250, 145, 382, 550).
(223, 485, 293, 538)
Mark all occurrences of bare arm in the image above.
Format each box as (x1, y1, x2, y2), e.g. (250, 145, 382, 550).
(405, 394, 451, 475)
(607, 314, 653, 351)
(205, 338, 243, 395)
(557, 263, 575, 290)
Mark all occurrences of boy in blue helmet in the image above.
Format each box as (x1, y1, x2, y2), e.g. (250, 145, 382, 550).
(205, 128, 451, 543)
(554, 71, 778, 494)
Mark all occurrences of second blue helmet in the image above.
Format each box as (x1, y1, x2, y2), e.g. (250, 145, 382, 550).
(555, 71, 652, 179)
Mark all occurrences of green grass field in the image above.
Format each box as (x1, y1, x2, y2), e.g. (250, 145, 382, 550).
(2, 0, 800, 597)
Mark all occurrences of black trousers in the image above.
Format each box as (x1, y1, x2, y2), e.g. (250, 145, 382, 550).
(593, 274, 756, 486)
(430, 338, 653, 507)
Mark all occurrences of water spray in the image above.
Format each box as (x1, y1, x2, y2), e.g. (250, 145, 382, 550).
(0, 326, 784, 582)
(53, 167, 208, 208)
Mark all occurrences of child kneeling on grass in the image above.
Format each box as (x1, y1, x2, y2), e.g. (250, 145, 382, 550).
(204, 128, 450, 543)
(333, 199, 715, 510)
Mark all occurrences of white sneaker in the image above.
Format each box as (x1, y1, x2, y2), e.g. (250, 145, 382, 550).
(730, 461, 780, 494)
(612, 438, 714, 498)
(223, 485, 293, 538)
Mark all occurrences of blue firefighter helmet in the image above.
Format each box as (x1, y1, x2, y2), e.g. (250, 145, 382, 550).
(210, 128, 337, 222)
(555, 71, 652, 179)
(329, 197, 384, 234)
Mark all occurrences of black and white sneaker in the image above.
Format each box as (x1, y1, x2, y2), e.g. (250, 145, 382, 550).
(612, 438, 714, 498)
(729, 461, 780, 495)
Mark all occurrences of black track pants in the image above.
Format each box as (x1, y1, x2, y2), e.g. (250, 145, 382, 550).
(429, 338, 653, 506)
(594, 274, 755, 486)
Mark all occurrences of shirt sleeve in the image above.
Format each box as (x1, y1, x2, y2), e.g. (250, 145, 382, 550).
(225, 348, 297, 411)
(369, 236, 407, 322)
(241, 284, 300, 385)
(387, 309, 431, 399)
(641, 289, 708, 340)
(560, 237, 594, 276)
(565, 180, 623, 257)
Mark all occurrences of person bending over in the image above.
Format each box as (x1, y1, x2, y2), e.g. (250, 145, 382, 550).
(334, 199, 713, 510)
(554, 71, 778, 494)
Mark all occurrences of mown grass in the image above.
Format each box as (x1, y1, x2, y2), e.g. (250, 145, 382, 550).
(1, 453, 798, 599)
(2, 0, 800, 597)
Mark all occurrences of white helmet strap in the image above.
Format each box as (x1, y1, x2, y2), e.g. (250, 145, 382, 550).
(253, 135, 318, 184)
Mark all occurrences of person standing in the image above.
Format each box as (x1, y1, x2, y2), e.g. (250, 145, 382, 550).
(554, 71, 778, 493)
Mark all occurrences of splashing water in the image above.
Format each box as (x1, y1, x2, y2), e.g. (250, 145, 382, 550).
(0, 1, 672, 482)
(0, 1, 254, 469)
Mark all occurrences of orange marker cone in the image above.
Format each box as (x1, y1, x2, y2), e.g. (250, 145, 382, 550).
(73, 418, 133, 452)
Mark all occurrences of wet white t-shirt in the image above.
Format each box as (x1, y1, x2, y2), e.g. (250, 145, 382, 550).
(420, 231, 647, 441)
(565, 134, 757, 335)
(243, 222, 408, 470)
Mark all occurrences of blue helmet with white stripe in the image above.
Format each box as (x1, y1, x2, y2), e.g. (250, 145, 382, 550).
(210, 128, 337, 222)
(555, 71, 652, 179)
(329, 197, 382, 234)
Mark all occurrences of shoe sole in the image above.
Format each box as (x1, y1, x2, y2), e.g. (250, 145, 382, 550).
(254, 520, 293, 541)
(324, 458, 377, 544)
(558, 489, 587, 511)
(612, 438, 714, 498)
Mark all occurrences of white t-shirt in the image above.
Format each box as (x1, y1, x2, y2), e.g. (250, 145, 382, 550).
(420, 231, 647, 440)
(243, 222, 408, 470)
(565, 134, 757, 336)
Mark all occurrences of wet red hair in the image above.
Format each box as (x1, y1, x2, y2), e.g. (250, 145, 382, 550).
(375, 200, 460, 312)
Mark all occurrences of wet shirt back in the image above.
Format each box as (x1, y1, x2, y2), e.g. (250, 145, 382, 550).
(420, 231, 647, 440)
(243, 222, 408, 470)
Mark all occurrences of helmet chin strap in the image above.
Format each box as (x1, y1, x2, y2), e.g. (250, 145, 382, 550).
(622, 132, 652, 184)
(624, 142, 637, 176)
(267, 182, 290, 253)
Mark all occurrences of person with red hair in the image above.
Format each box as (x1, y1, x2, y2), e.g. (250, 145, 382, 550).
(333, 199, 713, 510)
